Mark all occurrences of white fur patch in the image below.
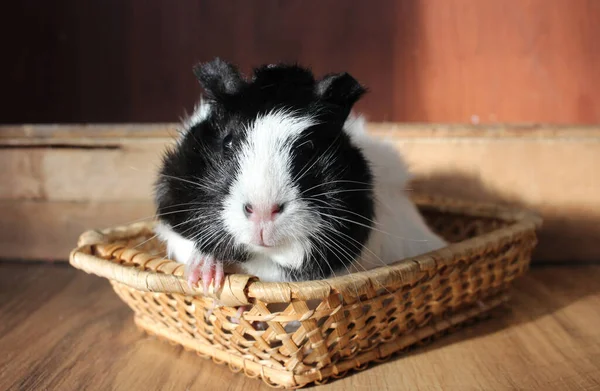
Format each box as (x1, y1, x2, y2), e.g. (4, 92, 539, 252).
(344, 114, 410, 187)
(342, 114, 447, 271)
(155, 222, 197, 265)
(222, 110, 319, 271)
(238, 256, 288, 282)
(178, 98, 212, 143)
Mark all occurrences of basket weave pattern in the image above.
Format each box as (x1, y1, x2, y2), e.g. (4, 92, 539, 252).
(70, 196, 540, 388)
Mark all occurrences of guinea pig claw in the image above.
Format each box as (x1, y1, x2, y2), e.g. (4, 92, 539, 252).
(186, 256, 226, 295)
(214, 262, 225, 291)
(187, 266, 202, 290)
(200, 258, 225, 295)
(201, 264, 213, 295)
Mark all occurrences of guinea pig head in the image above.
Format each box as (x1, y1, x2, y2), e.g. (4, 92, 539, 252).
(157, 58, 375, 274)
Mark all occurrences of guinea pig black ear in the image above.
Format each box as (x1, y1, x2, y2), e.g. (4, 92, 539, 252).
(192, 58, 245, 101)
(315, 72, 366, 118)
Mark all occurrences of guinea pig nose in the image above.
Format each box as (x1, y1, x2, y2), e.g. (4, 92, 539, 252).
(244, 203, 285, 220)
(272, 203, 285, 215)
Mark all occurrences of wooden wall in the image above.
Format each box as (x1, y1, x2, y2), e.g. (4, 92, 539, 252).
(3, 0, 599, 125)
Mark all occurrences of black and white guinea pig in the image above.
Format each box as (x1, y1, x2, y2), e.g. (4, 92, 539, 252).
(154, 58, 446, 293)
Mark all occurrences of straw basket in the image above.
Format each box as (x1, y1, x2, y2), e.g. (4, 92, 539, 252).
(69, 195, 541, 388)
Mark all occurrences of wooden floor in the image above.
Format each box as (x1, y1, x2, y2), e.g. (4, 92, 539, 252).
(1, 263, 599, 391)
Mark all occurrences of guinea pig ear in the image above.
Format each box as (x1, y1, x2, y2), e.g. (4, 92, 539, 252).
(315, 72, 367, 119)
(193, 58, 245, 101)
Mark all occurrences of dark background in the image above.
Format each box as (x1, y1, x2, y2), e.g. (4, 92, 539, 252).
(2, 0, 599, 124)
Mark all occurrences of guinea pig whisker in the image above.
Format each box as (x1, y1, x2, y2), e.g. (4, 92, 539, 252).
(157, 201, 213, 210)
(159, 173, 215, 192)
(176, 217, 218, 241)
(321, 240, 382, 303)
(321, 231, 372, 279)
(321, 229, 367, 271)
(129, 217, 200, 252)
(155, 208, 213, 218)
(305, 227, 337, 279)
(300, 180, 374, 196)
(211, 232, 234, 255)
(292, 132, 343, 184)
(316, 212, 430, 243)
(130, 167, 213, 193)
(322, 234, 360, 275)
(290, 230, 328, 280)
(311, 222, 354, 264)
(315, 242, 337, 278)
(310, 206, 379, 227)
(311, 250, 329, 280)
(110, 200, 215, 228)
(200, 227, 233, 254)
(320, 227, 394, 295)
(295, 139, 314, 150)
(301, 197, 382, 227)
(316, 234, 354, 277)
(186, 228, 215, 247)
(322, 225, 384, 267)
(293, 153, 325, 184)
(109, 207, 209, 227)
(316, 233, 363, 300)
(307, 188, 373, 199)
(187, 224, 222, 248)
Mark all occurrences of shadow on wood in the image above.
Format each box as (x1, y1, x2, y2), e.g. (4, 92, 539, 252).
(411, 171, 600, 263)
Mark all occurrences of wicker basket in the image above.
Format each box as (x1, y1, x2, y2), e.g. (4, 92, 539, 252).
(69, 195, 541, 389)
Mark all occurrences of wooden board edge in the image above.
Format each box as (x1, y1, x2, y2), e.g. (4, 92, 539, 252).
(2, 123, 600, 142)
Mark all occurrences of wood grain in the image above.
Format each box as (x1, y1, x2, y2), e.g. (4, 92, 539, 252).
(0, 201, 155, 261)
(2, 1, 599, 124)
(1, 263, 599, 390)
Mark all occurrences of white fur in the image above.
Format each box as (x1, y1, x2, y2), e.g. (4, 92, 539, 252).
(222, 110, 320, 273)
(176, 99, 212, 145)
(343, 114, 447, 272)
(155, 222, 197, 265)
(183, 99, 211, 130)
(157, 103, 446, 282)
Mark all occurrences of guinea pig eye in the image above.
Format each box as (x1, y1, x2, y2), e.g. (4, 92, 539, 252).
(222, 133, 233, 150)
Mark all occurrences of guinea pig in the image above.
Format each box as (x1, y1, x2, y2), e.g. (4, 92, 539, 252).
(154, 58, 447, 295)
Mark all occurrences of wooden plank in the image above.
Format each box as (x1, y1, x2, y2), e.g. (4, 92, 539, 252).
(1, 124, 599, 262)
(0, 147, 164, 201)
(1, 263, 599, 390)
(0, 201, 155, 261)
(2, 123, 600, 140)
(0, 123, 176, 140)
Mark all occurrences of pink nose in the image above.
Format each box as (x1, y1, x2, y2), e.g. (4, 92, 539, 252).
(244, 203, 284, 222)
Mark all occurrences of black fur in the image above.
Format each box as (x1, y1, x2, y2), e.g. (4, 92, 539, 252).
(192, 57, 246, 101)
(155, 58, 374, 280)
(284, 121, 374, 281)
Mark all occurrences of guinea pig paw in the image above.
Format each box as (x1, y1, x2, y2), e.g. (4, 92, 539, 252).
(186, 256, 226, 295)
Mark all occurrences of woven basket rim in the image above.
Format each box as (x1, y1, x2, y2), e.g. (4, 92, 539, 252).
(69, 195, 542, 306)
